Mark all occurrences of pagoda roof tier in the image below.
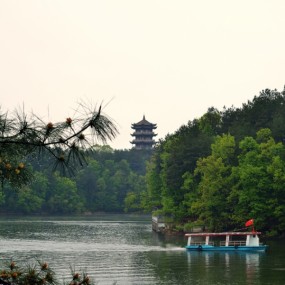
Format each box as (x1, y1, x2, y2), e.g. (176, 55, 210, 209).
(131, 132, 157, 137)
(131, 115, 157, 128)
(130, 139, 156, 144)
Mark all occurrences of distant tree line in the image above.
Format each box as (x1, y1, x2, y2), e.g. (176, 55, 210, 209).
(0, 146, 151, 215)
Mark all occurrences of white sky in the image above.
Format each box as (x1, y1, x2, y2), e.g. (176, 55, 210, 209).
(1, 0, 285, 150)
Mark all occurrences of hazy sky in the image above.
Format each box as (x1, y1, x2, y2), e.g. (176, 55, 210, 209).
(1, 1, 285, 149)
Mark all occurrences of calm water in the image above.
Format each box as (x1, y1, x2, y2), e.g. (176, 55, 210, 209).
(0, 215, 284, 285)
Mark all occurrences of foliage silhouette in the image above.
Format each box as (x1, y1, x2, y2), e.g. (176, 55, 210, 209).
(0, 103, 118, 189)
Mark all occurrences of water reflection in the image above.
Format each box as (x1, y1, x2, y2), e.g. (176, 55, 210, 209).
(186, 251, 264, 285)
(0, 217, 284, 285)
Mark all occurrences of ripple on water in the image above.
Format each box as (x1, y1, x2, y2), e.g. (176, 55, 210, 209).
(0, 238, 184, 253)
(1, 218, 284, 285)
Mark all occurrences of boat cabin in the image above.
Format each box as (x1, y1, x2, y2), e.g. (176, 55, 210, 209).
(186, 232, 262, 247)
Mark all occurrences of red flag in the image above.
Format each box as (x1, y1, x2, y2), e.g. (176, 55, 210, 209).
(245, 219, 254, 227)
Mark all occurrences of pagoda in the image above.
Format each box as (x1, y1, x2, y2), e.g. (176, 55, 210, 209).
(130, 116, 157, 150)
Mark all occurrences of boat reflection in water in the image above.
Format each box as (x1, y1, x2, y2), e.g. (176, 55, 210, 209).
(186, 250, 264, 285)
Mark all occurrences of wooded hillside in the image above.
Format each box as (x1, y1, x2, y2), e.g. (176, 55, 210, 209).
(140, 88, 285, 236)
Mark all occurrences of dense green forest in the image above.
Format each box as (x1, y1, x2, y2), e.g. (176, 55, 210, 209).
(0, 147, 151, 214)
(1, 88, 285, 237)
(139, 88, 285, 236)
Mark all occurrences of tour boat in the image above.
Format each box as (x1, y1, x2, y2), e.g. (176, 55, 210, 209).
(185, 220, 268, 252)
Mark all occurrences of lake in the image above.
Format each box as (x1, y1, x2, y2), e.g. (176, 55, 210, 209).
(0, 215, 284, 285)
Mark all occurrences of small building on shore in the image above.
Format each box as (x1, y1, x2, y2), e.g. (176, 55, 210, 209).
(152, 215, 165, 232)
